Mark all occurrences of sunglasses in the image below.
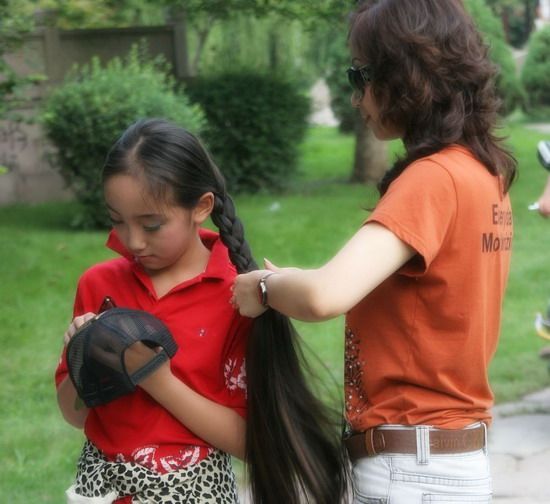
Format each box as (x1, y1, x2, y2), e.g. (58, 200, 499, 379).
(347, 64, 373, 94)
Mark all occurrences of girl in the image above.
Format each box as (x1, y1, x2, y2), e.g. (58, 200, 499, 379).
(55, 119, 348, 503)
(233, 1, 517, 503)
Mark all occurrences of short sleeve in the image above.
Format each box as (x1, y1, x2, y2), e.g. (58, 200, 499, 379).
(367, 160, 457, 276)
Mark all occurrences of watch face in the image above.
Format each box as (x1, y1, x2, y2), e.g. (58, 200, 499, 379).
(257, 281, 264, 305)
(258, 274, 273, 307)
(258, 278, 267, 306)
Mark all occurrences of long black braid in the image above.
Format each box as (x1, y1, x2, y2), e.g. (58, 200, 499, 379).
(210, 194, 258, 273)
(211, 191, 349, 504)
(103, 118, 350, 504)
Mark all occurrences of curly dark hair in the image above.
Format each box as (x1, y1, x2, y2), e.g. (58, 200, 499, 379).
(349, 0, 517, 195)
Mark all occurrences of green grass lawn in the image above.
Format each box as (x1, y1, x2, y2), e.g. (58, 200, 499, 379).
(1, 121, 549, 502)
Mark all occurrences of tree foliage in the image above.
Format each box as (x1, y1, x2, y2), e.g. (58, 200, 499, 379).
(464, 0, 524, 114)
(25, 0, 165, 28)
(0, 0, 35, 117)
(486, 0, 539, 48)
(41, 45, 204, 228)
(25, 0, 351, 80)
(166, 0, 346, 23)
(186, 72, 310, 193)
(521, 25, 550, 117)
(25, 0, 348, 28)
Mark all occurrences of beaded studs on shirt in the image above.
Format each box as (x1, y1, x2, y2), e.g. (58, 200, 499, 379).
(344, 325, 367, 415)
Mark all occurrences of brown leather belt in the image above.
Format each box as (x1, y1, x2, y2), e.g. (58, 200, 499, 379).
(344, 424, 486, 461)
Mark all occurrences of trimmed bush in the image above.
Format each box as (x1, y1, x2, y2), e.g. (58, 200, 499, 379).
(464, 0, 524, 115)
(521, 26, 550, 118)
(40, 46, 204, 228)
(186, 72, 310, 193)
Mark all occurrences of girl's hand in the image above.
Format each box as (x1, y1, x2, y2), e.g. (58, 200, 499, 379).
(63, 312, 96, 345)
(123, 342, 173, 396)
(124, 342, 163, 376)
(137, 357, 173, 396)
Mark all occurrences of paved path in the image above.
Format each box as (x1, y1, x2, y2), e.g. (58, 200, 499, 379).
(526, 123, 550, 135)
(491, 387, 550, 503)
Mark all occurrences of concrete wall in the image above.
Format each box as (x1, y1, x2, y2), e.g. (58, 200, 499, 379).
(0, 110, 69, 204)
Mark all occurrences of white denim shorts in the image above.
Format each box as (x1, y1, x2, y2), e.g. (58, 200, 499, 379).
(352, 424, 492, 504)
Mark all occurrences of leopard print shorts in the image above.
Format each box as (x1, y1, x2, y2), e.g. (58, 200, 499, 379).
(71, 441, 240, 503)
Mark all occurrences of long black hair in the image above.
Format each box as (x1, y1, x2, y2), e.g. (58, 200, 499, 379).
(103, 118, 349, 504)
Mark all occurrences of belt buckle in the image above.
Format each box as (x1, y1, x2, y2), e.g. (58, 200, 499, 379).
(364, 428, 385, 456)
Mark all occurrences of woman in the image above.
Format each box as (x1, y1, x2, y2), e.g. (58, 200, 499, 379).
(233, 1, 516, 502)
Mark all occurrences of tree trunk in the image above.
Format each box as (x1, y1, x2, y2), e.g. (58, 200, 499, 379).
(191, 18, 214, 77)
(523, 0, 536, 44)
(501, 7, 511, 44)
(350, 116, 388, 185)
(268, 28, 279, 70)
(167, 7, 191, 79)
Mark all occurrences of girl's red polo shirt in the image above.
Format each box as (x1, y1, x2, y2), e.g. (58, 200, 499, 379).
(55, 228, 250, 473)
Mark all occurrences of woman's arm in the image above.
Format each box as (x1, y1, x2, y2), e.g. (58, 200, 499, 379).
(233, 222, 415, 321)
(137, 360, 246, 459)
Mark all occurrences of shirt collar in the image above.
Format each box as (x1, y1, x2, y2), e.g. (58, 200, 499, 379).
(105, 227, 232, 281)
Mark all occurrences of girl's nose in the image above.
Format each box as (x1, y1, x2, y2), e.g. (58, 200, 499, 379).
(127, 228, 146, 253)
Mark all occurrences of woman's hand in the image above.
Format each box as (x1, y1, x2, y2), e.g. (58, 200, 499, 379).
(232, 259, 301, 318)
(63, 312, 96, 345)
(232, 269, 267, 318)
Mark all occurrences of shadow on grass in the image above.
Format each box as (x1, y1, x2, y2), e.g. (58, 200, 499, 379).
(0, 201, 83, 230)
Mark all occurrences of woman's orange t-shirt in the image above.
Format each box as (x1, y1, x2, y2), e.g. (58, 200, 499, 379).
(345, 146, 513, 431)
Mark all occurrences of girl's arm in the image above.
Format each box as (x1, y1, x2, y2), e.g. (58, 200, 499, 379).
(58, 367, 246, 457)
(133, 357, 246, 459)
(57, 376, 89, 428)
(233, 222, 415, 321)
(56, 313, 96, 428)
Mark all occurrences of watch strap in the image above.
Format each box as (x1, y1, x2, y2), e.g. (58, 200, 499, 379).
(258, 272, 276, 307)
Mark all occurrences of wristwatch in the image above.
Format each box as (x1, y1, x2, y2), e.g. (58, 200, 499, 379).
(258, 272, 276, 307)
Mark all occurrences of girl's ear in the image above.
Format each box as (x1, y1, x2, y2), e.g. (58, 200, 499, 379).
(192, 192, 214, 225)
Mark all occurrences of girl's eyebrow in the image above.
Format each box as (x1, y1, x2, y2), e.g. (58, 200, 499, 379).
(136, 214, 164, 219)
(105, 204, 163, 219)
